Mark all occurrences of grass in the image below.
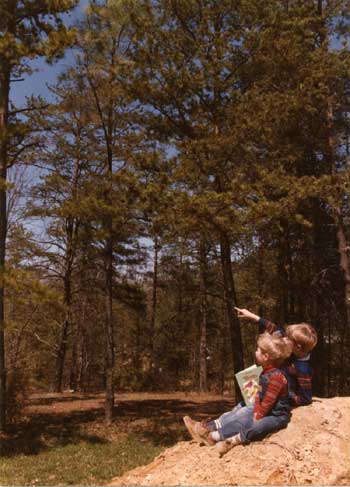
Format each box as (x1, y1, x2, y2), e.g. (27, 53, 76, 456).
(0, 391, 235, 486)
(0, 434, 163, 486)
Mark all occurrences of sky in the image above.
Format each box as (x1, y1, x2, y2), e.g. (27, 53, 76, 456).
(11, 2, 347, 108)
(11, 0, 89, 107)
(9, 0, 90, 240)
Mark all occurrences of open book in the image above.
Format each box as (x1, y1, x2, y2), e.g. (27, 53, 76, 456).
(235, 364, 262, 406)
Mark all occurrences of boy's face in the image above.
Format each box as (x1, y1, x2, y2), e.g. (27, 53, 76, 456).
(292, 341, 308, 358)
(293, 343, 308, 358)
(255, 346, 269, 366)
(284, 336, 306, 358)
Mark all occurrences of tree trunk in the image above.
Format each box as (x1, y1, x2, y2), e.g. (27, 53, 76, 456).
(54, 144, 81, 393)
(199, 238, 208, 393)
(219, 299, 229, 395)
(104, 234, 115, 424)
(219, 230, 244, 400)
(149, 235, 159, 362)
(278, 224, 291, 323)
(326, 105, 350, 394)
(54, 269, 72, 392)
(75, 299, 88, 393)
(327, 310, 331, 396)
(76, 326, 87, 392)
(77, 336, 87, 392)
(54, 318, 69, 393)
(335, 209, 350, 393)
(69, 321, 78, 392)
(311, 209, 325, 396)
(335, 211, 350, 332)
(104, 130, 115, 420)
(0, 68, 10, 431)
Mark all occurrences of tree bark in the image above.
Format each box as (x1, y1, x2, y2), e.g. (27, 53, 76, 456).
(335, 209, 350, 393)
(199, 238, 208, 393)
(149, 235, 159, 362)
(54, 136, 81, 392)
(219, 230, 244, 400)
(54, 272, 72, 392)
(104, 136, 115, 423)
(69, 321, 78, 392)
(0, 67, 10, 431)
(326, 105, 350, 394)
(278, 223, 291, 323)
(335, 210, 350, 335)
(104, 236, 115, 423)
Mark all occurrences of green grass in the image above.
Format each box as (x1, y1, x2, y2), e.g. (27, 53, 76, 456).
(0, 391, 234, 485)
(0, 434, 163, 486)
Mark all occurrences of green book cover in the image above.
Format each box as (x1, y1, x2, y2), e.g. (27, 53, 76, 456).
(235, 364, 263, 406)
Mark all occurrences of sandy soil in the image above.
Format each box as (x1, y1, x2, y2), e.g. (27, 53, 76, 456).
(109, 397, 350, 486)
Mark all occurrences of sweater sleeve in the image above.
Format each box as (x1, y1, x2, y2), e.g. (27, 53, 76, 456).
(258, 318, 285, 337)
(288, 360, 313, 406)
(254, 372, 287, 420)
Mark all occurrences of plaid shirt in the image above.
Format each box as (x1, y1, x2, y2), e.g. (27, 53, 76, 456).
(254, 365, 289, 420)
(258, 318, 313, 406)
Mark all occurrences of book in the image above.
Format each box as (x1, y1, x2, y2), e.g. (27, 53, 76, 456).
(235, 364, 263, 406)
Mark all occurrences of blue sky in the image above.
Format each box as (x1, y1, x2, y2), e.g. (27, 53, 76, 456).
(11, 0, 89, 107)
(12, 2, 347, 108)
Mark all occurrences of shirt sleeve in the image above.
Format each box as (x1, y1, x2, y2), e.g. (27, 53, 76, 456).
(254, 372, 287, 420)
(258, 318, 285, 337)
(288, 361, 313, 406)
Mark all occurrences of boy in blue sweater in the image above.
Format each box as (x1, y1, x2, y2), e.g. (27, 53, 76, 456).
(235, 307, 318, 406)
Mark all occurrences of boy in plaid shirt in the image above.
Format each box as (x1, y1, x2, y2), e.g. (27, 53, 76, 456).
(184, 332, 292, 454)
(235, 307, 318, 406)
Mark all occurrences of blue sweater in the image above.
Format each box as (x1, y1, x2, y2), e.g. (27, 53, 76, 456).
(258, 318, 313, 406)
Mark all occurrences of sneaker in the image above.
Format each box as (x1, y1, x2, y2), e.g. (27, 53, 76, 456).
(183, 416, 215, 446)
(215, 440, 234, 456)
(194, 421, 216, 446)
(216, 434, 242, 456)
(183, 416, 202, 443)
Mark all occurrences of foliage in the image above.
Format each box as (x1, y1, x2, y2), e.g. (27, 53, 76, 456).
(2, 0, 350, 420)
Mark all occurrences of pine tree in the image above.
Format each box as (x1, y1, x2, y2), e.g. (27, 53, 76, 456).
(27, 70, 98, 392)
(123, 0, 251, 395)
(0, 0, 77, 431)
(75, 0, 144, 421)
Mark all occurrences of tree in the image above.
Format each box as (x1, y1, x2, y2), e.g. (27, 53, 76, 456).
(124, 0, 251, 396)
(0, 0, 77, 431)
(76, 0, 144, 422)
(27, 70, 98, 392)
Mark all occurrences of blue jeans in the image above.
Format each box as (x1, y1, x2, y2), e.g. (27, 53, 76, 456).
(241, 413, 290, 443)
(217, 406, 290, 444)
(214, 403, 252, 432)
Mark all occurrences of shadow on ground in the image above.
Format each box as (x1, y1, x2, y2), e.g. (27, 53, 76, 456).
(2, 395, 235, 457)
(28, 395, 100, 406)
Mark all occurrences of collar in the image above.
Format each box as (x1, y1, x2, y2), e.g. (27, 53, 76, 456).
(262, 364, 278, 373)
(294, 353, 310, 361)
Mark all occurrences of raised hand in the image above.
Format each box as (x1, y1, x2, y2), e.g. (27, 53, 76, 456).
(234, 307, 260, 322)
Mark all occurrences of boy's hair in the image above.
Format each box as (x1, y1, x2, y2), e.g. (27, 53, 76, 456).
(285, 323, 318, 354)
(257, 332, 292, 366)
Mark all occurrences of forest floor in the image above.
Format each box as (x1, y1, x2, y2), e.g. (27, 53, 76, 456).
(2, 393, 350, 486)
(0, 391, 236, 485)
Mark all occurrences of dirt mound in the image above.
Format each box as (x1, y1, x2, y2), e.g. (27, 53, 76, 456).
(110, 397, 350, 486)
